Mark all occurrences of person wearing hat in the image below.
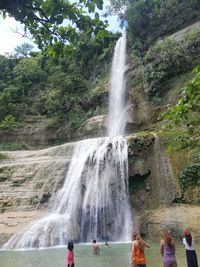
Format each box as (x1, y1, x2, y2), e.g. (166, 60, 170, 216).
(183, 229, 199, 267)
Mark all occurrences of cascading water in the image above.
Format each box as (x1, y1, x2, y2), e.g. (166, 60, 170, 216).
(3, 34, 132, 249)
(108, 33, 127, 136)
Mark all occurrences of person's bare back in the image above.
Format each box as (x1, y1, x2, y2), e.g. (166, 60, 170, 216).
(92, 240, 100, 255)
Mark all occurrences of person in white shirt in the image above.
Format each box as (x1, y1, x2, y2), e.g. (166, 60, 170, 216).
(183, 229, 199, 267)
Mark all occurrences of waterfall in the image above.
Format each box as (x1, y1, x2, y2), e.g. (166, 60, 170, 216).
(108, 33, 127, 136)
(3, 34, 132, 249)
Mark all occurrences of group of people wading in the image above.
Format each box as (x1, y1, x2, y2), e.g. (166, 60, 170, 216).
(131, 229, 199, 267)
(66, 228, 199, 267)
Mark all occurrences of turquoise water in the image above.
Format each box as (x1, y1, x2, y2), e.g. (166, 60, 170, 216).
(0, 242, 199, 267)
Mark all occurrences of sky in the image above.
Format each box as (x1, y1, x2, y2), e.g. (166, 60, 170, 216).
(0, 1, 121, 55)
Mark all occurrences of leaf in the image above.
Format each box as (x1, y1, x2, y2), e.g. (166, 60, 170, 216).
(87, 3, 95, 13)
(95, 12, 99, 20)
(96, 0, 103, 10)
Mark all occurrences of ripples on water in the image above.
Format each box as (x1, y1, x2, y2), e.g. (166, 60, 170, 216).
(0, 242, 198, 267)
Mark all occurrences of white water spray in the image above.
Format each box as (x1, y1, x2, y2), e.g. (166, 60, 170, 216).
(108, 33, 127, 136)
(3, 34, 132, 249)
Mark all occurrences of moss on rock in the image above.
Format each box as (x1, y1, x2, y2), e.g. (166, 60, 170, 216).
(127, 132, 155, 158)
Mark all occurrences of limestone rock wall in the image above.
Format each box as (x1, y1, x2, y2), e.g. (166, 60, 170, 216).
(127, 131, 199, 240)
(0, 133, 197, 247)
(0, 118, 66, 147)
(128, 133, 180, 208)
(138, 205, 200, 239)
(0, 142, 74, 246)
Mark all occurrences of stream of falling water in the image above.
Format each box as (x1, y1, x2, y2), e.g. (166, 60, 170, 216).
(108, 34, 127, 136)
(3, 34, 132, 249)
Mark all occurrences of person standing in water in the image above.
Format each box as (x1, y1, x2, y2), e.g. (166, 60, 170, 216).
(92, 239, 100, 254)
(105, 240, 110, 247)
(160, 229, 177, 267)
(131, 232, 150, 267)
(67, 241, 75, 267)
(183, 229, 199, 267)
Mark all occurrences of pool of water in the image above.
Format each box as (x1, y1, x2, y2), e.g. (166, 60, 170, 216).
(0, 241, 199, 267)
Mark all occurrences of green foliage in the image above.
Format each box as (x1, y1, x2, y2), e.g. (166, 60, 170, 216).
(160, 126, 200, 156)
(0, 143, 28, 151)
(179, 164, 200, 188)
(66, 109, 91, 131)
(0, 153, 8, 160)
(193, 150, 200, 163)
(143, 29, 200, 98)
(0, 115, 18, 129)
(0, 0, 108, 54)
(0, 85, 22, 121)
(13, 57, 46, 96)
(161, 130, 186, 153)
(0, 55, 18, 91)
(0, 32, 116, 135)
(46, 64, 89, 120)
(72, 32, 119, 78)
(0, 55, 47, 123)
(125, 0, 200, 52)
(108, 0, 128, 24)
(163, 65, 200, 126)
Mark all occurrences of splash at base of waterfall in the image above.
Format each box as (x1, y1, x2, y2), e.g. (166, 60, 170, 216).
(3, 136, 132, 249)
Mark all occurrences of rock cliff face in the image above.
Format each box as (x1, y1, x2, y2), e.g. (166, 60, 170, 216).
(75, 115, 107, 140)
(0, 118, 65, 148)
(126, 133, 192, 239)
(138, 205, 200, 239)
(127, 133, 200, 240)
(0, 142, 75, 246)
(0, 133, 194, 247)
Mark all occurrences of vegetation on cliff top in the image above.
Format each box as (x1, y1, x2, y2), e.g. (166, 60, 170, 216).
(143, 29, 200, 98)
(125, 0, 200, 53)
(112, 0, 200, 103)
(0, 0, 118, 143)
(1, 0, 200, 151)
(0, 32, 118, 135)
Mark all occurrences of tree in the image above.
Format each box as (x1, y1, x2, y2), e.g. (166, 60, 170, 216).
(0, 55, 18, 91)
(73, 31, 119, 78)
(13, 56, 46, 98)
(163, 65, 200, 126)
(125, 0, 200, 52)
(105, 0, 128, 28)
(14, 43, 34, 58)
(0, 0, 108, 50)
(109, 0, 128, 17)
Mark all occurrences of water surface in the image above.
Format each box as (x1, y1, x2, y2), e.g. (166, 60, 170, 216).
(1, 242, 199, 267)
